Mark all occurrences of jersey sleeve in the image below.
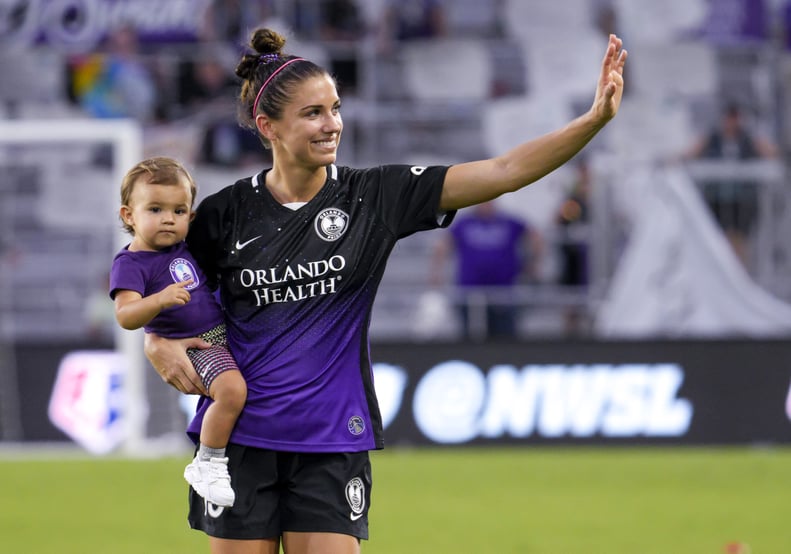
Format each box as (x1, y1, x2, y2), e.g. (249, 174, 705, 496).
(369, 164, 456, 238)
(187, 189, 228, 289)
(108, 253, 147, 300)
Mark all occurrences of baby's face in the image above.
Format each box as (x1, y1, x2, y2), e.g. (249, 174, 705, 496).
(123, 176, 193, 252)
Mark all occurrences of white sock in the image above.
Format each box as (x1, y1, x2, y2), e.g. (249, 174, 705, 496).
(198, 444, 226, 461)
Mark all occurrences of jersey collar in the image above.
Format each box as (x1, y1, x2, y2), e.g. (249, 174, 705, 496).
(252, 164, 337, 189)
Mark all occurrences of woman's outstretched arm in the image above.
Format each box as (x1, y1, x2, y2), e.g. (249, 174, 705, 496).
(440, 34, 627, 211)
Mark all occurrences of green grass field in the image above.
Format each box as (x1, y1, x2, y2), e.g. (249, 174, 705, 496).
(1, 446, 788, 553)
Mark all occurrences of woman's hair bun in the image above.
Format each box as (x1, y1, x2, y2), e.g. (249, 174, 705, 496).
(235, 28, 288, 81)
(251, 28, 287, 55)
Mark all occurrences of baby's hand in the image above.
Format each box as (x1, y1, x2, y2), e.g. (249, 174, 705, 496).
(158, 279, 193, 309)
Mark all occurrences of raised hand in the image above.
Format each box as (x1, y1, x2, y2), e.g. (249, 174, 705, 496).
(591, 34, 627, 123)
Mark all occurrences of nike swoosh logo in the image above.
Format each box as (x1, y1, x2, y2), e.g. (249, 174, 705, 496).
(235, 235, 262, 250)
(350, 512, 364, 521)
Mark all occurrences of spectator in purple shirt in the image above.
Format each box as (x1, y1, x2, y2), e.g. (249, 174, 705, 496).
(432, 200, 543, 339)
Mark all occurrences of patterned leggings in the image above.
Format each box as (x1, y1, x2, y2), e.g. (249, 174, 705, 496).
(186, 324, 239, 392)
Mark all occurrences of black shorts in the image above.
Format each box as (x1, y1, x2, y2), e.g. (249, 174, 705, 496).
(187, 443, 372, 540)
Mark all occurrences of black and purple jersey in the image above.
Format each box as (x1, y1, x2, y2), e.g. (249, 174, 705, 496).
(185, 164, 453, 452)
(109, 242, 224, 337)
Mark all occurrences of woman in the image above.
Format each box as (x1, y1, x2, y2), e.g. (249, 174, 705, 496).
(145, 27, 626, 554)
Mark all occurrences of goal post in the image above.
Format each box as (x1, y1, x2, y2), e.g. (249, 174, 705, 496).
(0, 119, 149, 454)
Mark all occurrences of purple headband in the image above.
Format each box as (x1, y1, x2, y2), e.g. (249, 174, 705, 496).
(252, 57, 305, 119)
(258, 53, 280, 65)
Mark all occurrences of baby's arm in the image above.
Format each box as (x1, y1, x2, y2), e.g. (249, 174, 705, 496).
(114, 279, 193, 330)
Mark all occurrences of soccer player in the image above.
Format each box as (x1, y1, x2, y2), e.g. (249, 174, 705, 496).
(110, 157, 246, 508)
(144, 27, 626, 554)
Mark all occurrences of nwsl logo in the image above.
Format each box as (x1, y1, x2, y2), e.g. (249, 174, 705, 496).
(169, 258, 199, 290)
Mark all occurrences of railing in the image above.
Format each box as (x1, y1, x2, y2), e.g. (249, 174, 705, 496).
(370, 283, 593, 341)
(681, 159, 787, 295)
(370, 159, 791, 342)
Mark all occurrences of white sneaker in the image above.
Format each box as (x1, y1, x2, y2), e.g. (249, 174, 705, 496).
(184, 456, 235, 507)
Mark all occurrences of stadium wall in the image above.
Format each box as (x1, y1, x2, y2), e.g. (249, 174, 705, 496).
(9, 339, 791, 449)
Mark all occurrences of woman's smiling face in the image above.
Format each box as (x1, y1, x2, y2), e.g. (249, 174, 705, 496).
(267, 74, 343, 169)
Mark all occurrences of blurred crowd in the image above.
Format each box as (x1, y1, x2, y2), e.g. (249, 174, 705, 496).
(3, 0, 791, 340)
(1, 0, 624, 166)
(5, 0, 789, 163)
